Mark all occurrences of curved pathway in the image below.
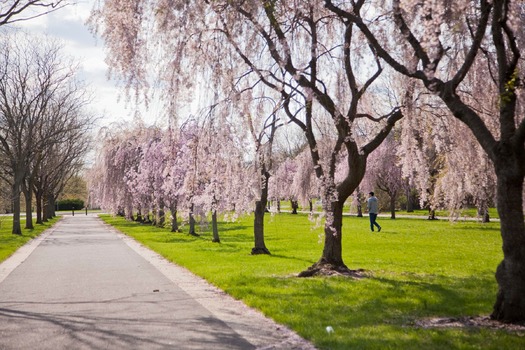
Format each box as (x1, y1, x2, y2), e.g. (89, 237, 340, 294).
(0, 215, 315, 350)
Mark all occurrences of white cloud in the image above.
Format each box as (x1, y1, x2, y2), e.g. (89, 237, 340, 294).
(14, 1, 142, 128)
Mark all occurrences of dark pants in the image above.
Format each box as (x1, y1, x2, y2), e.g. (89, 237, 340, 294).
(369, 213, 381, 231)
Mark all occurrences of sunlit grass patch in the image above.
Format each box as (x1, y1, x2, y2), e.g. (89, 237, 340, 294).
(0, 216, 59, 263)
(101, 213, 521, 349)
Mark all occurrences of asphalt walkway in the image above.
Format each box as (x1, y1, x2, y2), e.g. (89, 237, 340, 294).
(0, 215, 315, 350)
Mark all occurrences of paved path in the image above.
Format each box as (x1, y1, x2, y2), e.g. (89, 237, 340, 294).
(0, 215, 315, 350)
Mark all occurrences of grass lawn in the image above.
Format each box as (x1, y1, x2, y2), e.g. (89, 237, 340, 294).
(0, 216, 59, 263)
(100, 213, 523, 349)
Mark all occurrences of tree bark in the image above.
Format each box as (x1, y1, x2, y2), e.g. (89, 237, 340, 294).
(170, 203, 179, 232)
(491, 167, 525, 322)
(35, 190, 43, 224)
(298, 201, 350, 277)
(157, 207, 165, 228)
(252, 172, 270, 255)
(188, 204, 199, 236)
(291, 200, 299, 214)
(11, 181, 22, 235)
(478, 202, 490, 223)
(389, 191, 396, 219)
(211, 210, 220, 243)
(23, 184, 34, 229)
(406, 187, 414, 213)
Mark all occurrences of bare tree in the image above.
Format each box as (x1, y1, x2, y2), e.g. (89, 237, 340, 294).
(0, 32, 90, 233)
(0, 1, 67, 26)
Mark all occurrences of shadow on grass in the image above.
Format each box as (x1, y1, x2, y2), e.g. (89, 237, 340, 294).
(230, 271, 502, 349)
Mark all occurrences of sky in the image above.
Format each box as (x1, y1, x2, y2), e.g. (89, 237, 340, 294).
(14, 1, 144, 129)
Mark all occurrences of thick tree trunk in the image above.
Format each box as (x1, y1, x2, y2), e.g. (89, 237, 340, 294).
(491, 172, 525, 323)
(291, 200, 299, 214)
(253, 199, 270, 254)
(277, 200, 281, 213)
(42, 196, 49, 222)
(47, 194, 56, 218)
(428, 208, 436, 220)
(299, 201, 351, 276)
(211, 210, 220, 243)
(24, 188, 33, 230)
(252, 172, 270, 255)
(11, 182, 22, 235)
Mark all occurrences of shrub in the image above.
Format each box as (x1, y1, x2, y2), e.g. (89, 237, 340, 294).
(57, 198, 84, 210)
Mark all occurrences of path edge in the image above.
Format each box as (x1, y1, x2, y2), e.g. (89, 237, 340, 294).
(104, 221, 317, 350)
(0, 217, 63, 284)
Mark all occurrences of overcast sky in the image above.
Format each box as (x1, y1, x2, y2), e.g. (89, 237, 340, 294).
(15, 1, 142, 128)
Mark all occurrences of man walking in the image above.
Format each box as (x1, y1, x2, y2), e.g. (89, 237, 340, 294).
(367, 192, 381, 232)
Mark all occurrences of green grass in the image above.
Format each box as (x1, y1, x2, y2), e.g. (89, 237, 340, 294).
(100, 213, 524, 349)
(273, 200, 501, 220)
(0, 216, 59, 263)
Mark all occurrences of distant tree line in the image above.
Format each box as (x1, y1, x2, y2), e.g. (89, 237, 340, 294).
(0, 31, 92, 234)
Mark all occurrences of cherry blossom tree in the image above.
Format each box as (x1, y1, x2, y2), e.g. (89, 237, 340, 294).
(92, 0, 403, 276)
(327, 0, 525, 323)
(364, 133, 404, 219)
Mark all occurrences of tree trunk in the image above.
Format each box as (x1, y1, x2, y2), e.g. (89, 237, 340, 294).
(125, 204, 134, 221)
(252, 172, 270, 255)
(11, 182, 22, 235)
(47, 194, 56, 218)
(356, 191, 363, 217)
(428, 208, 436, 220)
(356, 201, 363, 217)
(23, 186, 33, 229)
(42, 196, 49, 222)
(211, 210, 220, 243)
(291, 200, 299, 214)
(35, 190, 43, 224)
(151, 208, 157, 226)
(157, 208, 165, 228)
(491, 171, 525, 323)
(390, 192, 396, 219)
(188, 204, 199, 236)
(299, 201, 350, 276)
(478, 202, 490, 223)
(277, 200, 281, 213)
(170, 203, 179, 232)
(309, 200, 313, 213)
(406, 187, 414, 213)
(135, 209, 142, 222)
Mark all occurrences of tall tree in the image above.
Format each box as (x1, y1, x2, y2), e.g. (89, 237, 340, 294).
(93, 0, 403, 276)
(0, 32, 89, 234)
(326, 0, 525, 323)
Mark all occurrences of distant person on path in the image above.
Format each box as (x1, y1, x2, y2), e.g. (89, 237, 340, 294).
(367, 192, 381, 232)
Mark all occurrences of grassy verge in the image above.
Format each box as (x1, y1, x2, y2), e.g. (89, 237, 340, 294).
(0, 216, 59, 263)
(100, 213, 523, 349)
